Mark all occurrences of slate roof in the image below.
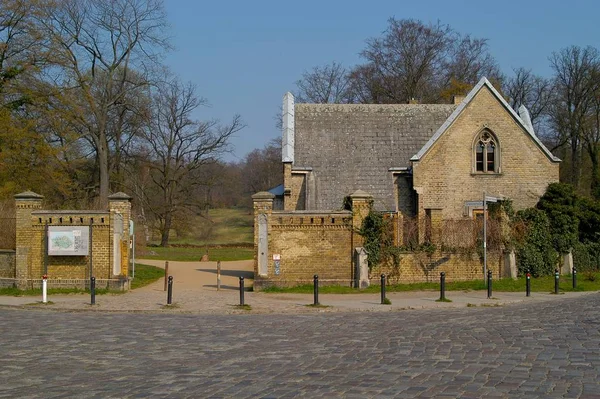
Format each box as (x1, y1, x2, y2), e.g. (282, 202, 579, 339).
(294, 103, 457, 211)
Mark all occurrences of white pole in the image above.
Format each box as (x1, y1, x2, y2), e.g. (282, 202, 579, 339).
(42, 275, 47, 304)
(483, 191, 487, 285)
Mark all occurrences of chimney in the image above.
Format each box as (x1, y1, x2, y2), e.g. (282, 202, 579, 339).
(452, 95, 465, 105)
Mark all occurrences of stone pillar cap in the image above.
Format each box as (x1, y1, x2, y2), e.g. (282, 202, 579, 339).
(252, 191, 275, 200)
(14, 191, 44, 200)
(349, 190, 372, 199)
(108, 192, 132, 201)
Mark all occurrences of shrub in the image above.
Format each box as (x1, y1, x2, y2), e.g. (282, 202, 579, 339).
(514, 208, 557, 277)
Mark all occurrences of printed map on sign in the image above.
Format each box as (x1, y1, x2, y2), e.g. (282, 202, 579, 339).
(48, 226, 89, 256)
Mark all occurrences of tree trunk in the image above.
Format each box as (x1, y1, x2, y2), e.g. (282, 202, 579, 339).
(571, 136, 581, 189)
(588, 143, 600, 198)
(160, 211, 172, 247)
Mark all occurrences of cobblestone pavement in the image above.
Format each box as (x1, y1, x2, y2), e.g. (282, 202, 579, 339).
(1, 294, 600, 398)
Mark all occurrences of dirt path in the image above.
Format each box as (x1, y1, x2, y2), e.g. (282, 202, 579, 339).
(134, 259, 254, 291)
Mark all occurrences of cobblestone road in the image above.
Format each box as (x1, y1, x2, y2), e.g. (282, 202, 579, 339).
(1, 294, 600, 398)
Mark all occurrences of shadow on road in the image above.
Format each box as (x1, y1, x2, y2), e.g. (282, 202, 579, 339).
(196, 269, 253, 279)
(203, 284, 252, 291)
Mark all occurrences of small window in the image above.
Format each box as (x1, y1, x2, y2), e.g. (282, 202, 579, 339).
(473, 130, 499, 173)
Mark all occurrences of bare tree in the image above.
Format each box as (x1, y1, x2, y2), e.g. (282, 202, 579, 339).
(504, 68, 552, 131)
(242, 138, 282, 194)
(295, 61, 353, 103)
(35, 0, 169, 206)
(549, 45, 600, 189)
(349, 18, 499, 104)
(137, 79, 244, 246)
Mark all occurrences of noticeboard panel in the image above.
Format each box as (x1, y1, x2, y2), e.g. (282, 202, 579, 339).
(48, 226, 90, 256)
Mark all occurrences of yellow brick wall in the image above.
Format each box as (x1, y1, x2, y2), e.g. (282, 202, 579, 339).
(413, 86, 559, 220)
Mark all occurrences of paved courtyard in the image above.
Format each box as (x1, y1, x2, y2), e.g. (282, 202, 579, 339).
(1, 293, 599, 398)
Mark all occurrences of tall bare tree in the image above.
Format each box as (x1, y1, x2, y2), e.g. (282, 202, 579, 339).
(35, 0, 169, 206)
(549, 46, 600, 190)
(295, 61, 353, 103)
(348, 18, 500, 104)
(504, 67, 552, 131)
(137, 79, 244, 246)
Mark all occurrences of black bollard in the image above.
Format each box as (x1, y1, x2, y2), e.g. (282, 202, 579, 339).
(526, 272, 531, 297)
(487, 270, 493, 299)
(239, 276, 245, 306)
(573, 267, 577, 290)
(167, 275, 173, 305)
(439, 272, 446, 301)
(90, 276, 96, 305)
(313, 275, 319, 305)
(554, 268, 560, 294)
(380, 274, 386, 304)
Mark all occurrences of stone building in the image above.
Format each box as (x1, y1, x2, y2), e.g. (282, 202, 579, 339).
(252, 78, 560, 289)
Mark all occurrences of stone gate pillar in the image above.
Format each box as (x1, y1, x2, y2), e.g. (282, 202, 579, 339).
(14, 191, 44, 289)
(252, 192, 275, 279)
(108, 192, 132, 278)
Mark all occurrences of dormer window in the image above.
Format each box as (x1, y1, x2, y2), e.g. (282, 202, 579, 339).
(474, 130, 499, 173)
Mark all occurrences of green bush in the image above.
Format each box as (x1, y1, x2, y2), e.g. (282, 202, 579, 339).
(572, 242, 600, 272)
(514, 208, 557, 277)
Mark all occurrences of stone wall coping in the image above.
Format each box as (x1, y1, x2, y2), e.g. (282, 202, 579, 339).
(272, 210, 352, 216)
(252, 191, 276, 200)
(349, 189, 373, 199)
(14, 191, 44, 200)
(32, 210, 110, 215)
(108, 192, 132, 201)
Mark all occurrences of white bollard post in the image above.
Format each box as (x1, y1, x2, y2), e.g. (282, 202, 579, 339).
(42, 274, 48, 304)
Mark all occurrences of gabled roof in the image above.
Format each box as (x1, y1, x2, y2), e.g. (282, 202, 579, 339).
(410, 77, 560, 163)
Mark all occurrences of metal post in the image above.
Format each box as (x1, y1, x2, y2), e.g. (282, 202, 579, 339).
(90, 276, 96, 305)
(554, 268, 560, 294)
(167, 276, 173, 305)
(164, 261, 169, 291)
(487, 270, 492, 299)
(380, 274, 386, 304)
(526, 272, 531, 297)
(313, 274, 319, 305)
(573, 267, 577, 290)
(483, 191, 487, 285)
(439, 272, 446, 301)
(239, 276, 245, 306)
(42, 275, 48, 304)
(217, 261, 221, 291)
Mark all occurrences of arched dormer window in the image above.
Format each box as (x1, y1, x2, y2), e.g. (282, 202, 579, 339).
(474, 130, 500, 173)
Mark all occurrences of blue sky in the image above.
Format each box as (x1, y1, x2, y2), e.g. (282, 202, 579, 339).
(163, 0, 600, 162)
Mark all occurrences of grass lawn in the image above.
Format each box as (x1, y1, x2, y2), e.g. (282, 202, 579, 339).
(262, 272, 600, 294)
(130, 263, 164, 289)
(0, 264, 165, 296)
(140, 246, 253, 262)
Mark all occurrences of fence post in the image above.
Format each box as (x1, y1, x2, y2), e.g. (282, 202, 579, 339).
(217, 260, 221, 291)
(554, 268, 560, 295)
(164, 261, 169, 291)
(526, 272, 531, 297)
(487, 270, 493, 299)
(239, 276, 245, 306)
(439, 272, 446, 301)
(167, 276, 173, 305)
(572, 266, 577, 290)
(90, 276, 96, 305)
(380, 274, 386, 304)
(42, 275, 48, 304)
(313, 275, 319, 305)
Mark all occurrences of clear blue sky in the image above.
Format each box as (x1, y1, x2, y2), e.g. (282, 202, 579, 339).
(163, 0, 600, 162)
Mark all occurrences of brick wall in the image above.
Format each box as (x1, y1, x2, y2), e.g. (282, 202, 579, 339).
(13, 191, 132, 290)
(0, 250, 15, 278)
(413, 86, 559, 220)
(371, 251, 502, 284)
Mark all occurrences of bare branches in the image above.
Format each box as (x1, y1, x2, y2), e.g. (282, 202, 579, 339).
(295, 61, 353, 103)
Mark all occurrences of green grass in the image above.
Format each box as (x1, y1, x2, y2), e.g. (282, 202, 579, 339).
(140, 246, 253, 262)
(0, 264, 163, 296)
(262, 272, 600, 294)
(146, 208, 253, 247)
(131, 263, 164, 289)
